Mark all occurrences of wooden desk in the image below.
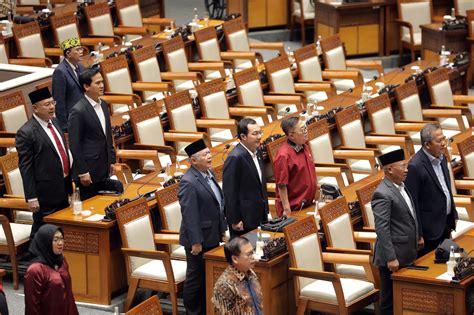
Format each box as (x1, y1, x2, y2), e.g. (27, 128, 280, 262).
(204, 232, 294, 315)
(314, 0, 385, 56)
(421, 23, 468, 62)
(44, 183, 160, 305)
(392, 229, 474, 314)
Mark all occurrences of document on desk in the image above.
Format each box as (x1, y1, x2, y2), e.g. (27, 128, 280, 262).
(84, 214, 105, 222)
(436, 272, 454, 281)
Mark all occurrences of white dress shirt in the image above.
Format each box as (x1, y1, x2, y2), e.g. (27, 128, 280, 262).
(84, 94, 106, 135)
(240, 142, 262, 182)
(392, 181, 415, 219)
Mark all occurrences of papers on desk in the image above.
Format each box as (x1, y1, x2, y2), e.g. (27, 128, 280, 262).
(436, 272, 454, 281)
(84, 214, 105, 222)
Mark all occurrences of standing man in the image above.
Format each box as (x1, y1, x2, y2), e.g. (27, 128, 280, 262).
(274, 116, 319, 217)
(211, 236, 263, 314)
(372, 149, 423, 314)
(16, 88, 72, 237)
(223, 118, 268, 237)
(178, 139, 227, 315)
(68, 67, 117, 201)
(52, 37, 85, 131)
(405, 123, 457, 256)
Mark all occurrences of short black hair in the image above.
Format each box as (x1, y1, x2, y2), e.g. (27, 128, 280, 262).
(63, 48, 71, 58)
(281, 116, 300, 136)
(79, 67, 101, 92)
(224, 236, 251, 265)
(237, 118, 257, 140)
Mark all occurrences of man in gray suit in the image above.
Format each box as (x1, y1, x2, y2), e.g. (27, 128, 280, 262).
(372, 148, 424, 314)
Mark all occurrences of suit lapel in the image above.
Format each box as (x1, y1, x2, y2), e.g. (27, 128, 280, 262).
(238, 144, 262, 184)
(32, 118, 61, 164)
(64, 61, 81, 88)
(384, 178, 415, 221)
(420, 152, 444, 193)
(191, 167, 220, 206)
(83, 98, 106, 138)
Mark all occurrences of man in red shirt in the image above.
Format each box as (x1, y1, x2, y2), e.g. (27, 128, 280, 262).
(274, 116, 319, 216)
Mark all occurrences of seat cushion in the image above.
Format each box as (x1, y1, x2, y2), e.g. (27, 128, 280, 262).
(175, 80, 195, 92)
(452, 220, 474, 239)
(300, 277, 374, 304)
(15, 211, 33, 223)
(333, 79, 355, 93)
(349, 159, 373, 173)
(431, 81, 454, 107)
(120, 4, 143, 27)
(307, 91, 328, 103)
(456, 207, 469, 222)
(400, 2, 431, 40)
(439, 116, 469, 130)
(132, 259, 187, 282)
(401, 33, 422, 45)
(335, 264, 367, 279)
(0, 223, 31, 245)
(210, 129, 233, 142)
(171, 245, 186, 259)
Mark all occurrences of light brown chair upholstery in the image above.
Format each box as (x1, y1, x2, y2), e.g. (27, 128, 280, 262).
(289, 0, 315, 45)
(319, 196, 377, 279)
(283, 216, 379, 314)
(320, 34, 383, 92)
(396, 0, 433, 64)
(115, 198, 185, 313)
(355, 178, 383, 231)
(425, 67, 474, 129)
(126, 295, 163, 315)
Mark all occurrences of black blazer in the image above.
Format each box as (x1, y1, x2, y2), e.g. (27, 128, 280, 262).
(223, 143, 268, 229)
(16, 117, 72, 209)
(68, 97, 116, 182)
(178, 166, 227, 249)
(372, 178, 419, 267)
(405, 149, 457, 240)
(52, 60, 85, 131)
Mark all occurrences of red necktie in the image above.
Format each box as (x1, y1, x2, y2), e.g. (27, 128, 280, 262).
(47, 123, 69, 177)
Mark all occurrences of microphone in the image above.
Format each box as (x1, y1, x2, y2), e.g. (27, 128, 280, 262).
(136, 168, 165, 198)
(298, 199, 307, 211)
(132, 169, 141, 180)
(217, 143, 231, 163)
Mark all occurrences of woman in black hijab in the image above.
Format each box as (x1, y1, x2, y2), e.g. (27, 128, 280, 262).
(24, 224, 78, 315)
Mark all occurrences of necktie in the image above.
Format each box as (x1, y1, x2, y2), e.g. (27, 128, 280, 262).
(74, 66, 80, 79)
(47, 123, 69, 176)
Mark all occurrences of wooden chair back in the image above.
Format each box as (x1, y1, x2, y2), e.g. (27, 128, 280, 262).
(161, 36, 188, 72)
(50, 11, 80, 46)
(365, 93, 396, 135)
(320, 34, 346, 71)
(455, 1, 474, 16)
(425, 67, 454, 107)
(222, 16, 249, 52)
(264, 55, 295, 94)
(233, 66, 265, 107)
(306, 119, 335, 164)
(394, 80, 423, 121)
(0, 91, 28, 133)
(265, 135, 288, 171)
(335, 106, 365, 148)
(355, 178, 382, 229)
(319, 196, 356, 249)
(457, 135, 474, 178)
(195, 78, 229, 119)
(126, 295, 163, 315)
(13, 21, 45, 58)
(84, 2, 114, 37)
(131, 45, 161, 82)
(128, 101, 166, 146)
(294, 43, 323, 82)
(193, 26, 221, 62)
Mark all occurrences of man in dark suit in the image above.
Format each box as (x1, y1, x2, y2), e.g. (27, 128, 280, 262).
(16, 88, 72, 237)
(52, 37, 85, 131)
(372, 149, 423, 315)
(405, 123, 457, 257)
(68, 67, 116, 201)
(223, 118, 268, 237)
(178, 139, 227, 315)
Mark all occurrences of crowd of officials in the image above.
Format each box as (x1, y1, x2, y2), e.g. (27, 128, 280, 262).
(2, 36, 459, 315)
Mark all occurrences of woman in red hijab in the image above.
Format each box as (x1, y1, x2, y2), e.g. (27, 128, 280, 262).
(24, 224, 78, 315)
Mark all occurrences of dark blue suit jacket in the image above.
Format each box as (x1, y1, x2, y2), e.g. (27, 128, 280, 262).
(178, 166, 227, 249)
(405, 149, 457, 240)
(52, 60, 85, 131)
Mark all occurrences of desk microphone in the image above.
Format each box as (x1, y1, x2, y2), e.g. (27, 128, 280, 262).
(216, 143, 231, 163)
(298, 199, 307, 211)
(132, 169, 141, 180)
(136, 168, 165, 198)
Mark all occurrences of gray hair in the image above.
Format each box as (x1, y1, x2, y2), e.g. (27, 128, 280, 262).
(420, 123, 441, 146)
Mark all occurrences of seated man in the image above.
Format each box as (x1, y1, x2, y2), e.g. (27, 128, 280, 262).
(274, 116, 319, 216)
(211, 236, 263, 314)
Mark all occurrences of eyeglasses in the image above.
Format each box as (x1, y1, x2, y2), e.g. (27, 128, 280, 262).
(291, 126, 308, 134)
(53, 237, 64, 243)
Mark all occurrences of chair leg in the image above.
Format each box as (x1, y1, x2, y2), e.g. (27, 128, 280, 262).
(10, 251, 18, 290)
(296, 299, 308, 315)
(169, 290, 178, 315)
(124, 277, 139, 312)
(410, 47, 416, 63)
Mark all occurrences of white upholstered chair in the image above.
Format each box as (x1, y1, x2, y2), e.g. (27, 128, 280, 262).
(455, 0, 474, 16)
(0, 34, 50, 67)
(335, 106, 414, 173)
(290, 0, 315, 46)
(164, 90, 234, 152)
(394, 80, 465, 140)
(425, 67, 473, 130)
(319, 196, 377, 280)
(115, 198, 186, 313)
(365, 93, 424, 152)
(283, 216, 379, 314)
(128, 101, 203, 170)
(161, 36, 224, 90)
(0, 91, 28, 136)
(222, 16, 286, 70)
(320, 34, 383, 92)
(156, 183, 185, 259)
(355, 178, 383, 231)
(396, 0, 432, 63)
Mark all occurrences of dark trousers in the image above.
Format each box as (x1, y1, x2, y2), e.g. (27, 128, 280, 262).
(379, 266, 394, 315)
(77, 180, 107, 201)
(31, 199, 69, 240)
(418, 213, 453, 257)
(183, 246, 217, 315)
(229, 225, 255, 238)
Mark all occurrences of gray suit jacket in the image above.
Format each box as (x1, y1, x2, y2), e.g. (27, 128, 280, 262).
(372, 178, 419, 267)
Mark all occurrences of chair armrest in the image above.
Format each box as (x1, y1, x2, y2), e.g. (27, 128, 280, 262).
(0, 198, 29, 210)
(161, 71, 201, 81)
(188, 62, 225, 71)
(86, 34, 122, 44)
(333, 149, 376, 160)
(353, 231, 377, 243)
(315, 162, 350, 169)
(163, 131, 206, 142)
(142, 17, 175, 26)
(363, 227, 376, 232)
(9, 58, 50, 67)
(132, 81, 171, 92)
(80, 37, 116, 47)
(43, 47, 63, 57)
(160, 229, 180, 234)
(220, 51, 257, 62)
(454, 179, 474, 190)
(121, 248, 169, 260)
(267, 183, 276, 193)
(365, 135, 411, 146)
(338, 146, 380, 153)
(113, 26, 149, 36)
(422, 108, 463, 119)
(249, 42, 286, 55)
(195, 118, 237, 129)
(289, 267, 339, 281)
(294, 82, 335, 94)
(393, 122, 426, 133)
(453, 95, 474, 105)
(228, 106, 268, 117)
(321, 70, 364, 85)
(322, 251, 371, 265)
(345, 59, 383, 75)
(315, 166, 342, 177)
(325, 247, 372, 255)
(263, 94, 302, 105)
(132, 143, 176, 157)
(154, 233, 180, 245)
(101, 94, 141, 106)
(0, 138, 15, 147)
(116, 149, 159, 160)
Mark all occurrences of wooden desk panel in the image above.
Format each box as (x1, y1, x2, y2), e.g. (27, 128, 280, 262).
(392, 229, 474, 314)
(421, 23, 468, 63)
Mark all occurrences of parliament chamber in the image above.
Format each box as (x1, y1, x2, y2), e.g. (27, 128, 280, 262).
(0, 0, 474, 314)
